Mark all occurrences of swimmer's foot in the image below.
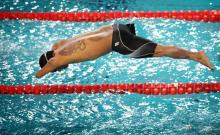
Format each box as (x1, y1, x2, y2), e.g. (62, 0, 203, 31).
(196, 51, 215, 70)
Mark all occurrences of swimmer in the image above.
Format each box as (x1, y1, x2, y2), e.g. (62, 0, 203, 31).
(36, 24, 214, 78)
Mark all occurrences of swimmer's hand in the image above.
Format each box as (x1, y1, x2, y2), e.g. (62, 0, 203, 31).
(35, 61, 56, 78)
(35, 61, 69, 78)
(35, 72, 43, 78)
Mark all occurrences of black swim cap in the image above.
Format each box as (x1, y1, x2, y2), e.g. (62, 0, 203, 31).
(39, 50, 54, 68)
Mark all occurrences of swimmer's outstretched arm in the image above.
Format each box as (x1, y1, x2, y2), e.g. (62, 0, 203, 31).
(35, 59, 57, 78)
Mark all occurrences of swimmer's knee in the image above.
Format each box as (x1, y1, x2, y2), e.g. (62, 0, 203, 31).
(89, 55, 101, 60)
(154, 45, 177, 57)
(153, 44, 167, 56)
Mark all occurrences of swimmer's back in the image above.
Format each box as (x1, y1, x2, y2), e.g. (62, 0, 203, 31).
(54, 25, 113, 63)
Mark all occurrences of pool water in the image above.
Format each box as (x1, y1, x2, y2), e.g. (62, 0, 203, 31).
(0, 0, 220, 134)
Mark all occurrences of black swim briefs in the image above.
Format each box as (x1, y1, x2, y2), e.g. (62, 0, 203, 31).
(112, 23, 157, 58)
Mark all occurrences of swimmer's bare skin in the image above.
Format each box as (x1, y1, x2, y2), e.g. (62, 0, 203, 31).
(35, 25, 214, 78)
(36, 25, 113, 78)
(153, 45, 214, 70)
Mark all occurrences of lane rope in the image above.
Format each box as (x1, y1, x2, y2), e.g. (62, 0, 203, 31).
(1, 10, 219, 95)
(0, 10, 220, 22)
(0, 83, 219, 95)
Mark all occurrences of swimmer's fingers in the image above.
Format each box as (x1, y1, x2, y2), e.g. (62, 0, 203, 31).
(35, 61, 56, 78)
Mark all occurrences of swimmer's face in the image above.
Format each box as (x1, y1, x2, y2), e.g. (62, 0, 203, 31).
(39, 50, 68, 72)
(51, 65, 68, 72)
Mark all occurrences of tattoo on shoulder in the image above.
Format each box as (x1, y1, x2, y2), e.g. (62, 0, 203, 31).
(59, 40, 87, 56)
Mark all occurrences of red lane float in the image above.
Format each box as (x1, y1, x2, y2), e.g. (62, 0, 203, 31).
(0, 10, 219, 22)
(0, 83, 219, 95)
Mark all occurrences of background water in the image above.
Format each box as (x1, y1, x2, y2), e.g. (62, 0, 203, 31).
(0, 0, 220, 134)
(0, 0, 220, 12)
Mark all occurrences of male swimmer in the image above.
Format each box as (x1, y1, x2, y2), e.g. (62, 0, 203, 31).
(36, 24, 214, 78)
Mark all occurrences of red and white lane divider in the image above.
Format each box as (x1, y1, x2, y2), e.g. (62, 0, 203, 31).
(0, 83, 219, 95)
(0, 10, 219, 22)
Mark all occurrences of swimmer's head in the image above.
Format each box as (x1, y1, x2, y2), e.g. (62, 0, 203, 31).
(39, 50, 54, 68)
(39, 50, 68, 72)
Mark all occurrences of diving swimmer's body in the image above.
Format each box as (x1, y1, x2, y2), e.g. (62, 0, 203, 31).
(36, 23, 214, 78)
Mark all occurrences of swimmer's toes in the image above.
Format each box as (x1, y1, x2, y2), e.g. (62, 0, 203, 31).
(198, 51, 215, 70)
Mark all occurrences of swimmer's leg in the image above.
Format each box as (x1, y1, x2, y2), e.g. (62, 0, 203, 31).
(153, 45, 215, 70)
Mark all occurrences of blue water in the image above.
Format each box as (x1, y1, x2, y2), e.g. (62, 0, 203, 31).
(0, 0, 220, 12)
(0, 0, 220, 134)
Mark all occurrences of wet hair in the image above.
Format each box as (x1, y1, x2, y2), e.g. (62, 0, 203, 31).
(39, 51, 54, 68)
(39, 50, 68, 72)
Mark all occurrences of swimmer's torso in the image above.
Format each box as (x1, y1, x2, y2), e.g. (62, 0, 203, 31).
(52, 25, 113, 66)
